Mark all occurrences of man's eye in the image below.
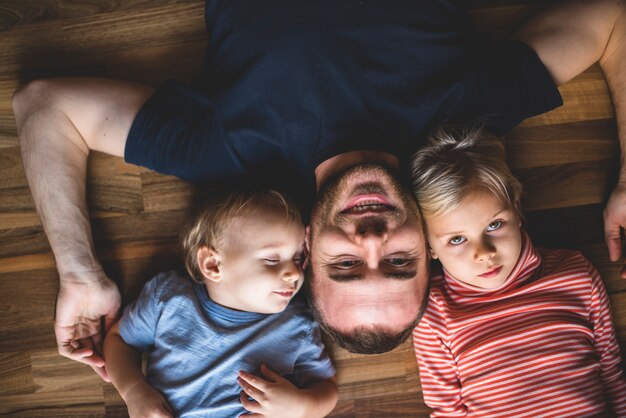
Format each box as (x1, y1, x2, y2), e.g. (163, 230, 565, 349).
(385, 258, 410, 267)
(449, 236, 466, 245)
(487, 221, 502, 231)
(335, 259, 360, 269)
(264, 259, 280, 265)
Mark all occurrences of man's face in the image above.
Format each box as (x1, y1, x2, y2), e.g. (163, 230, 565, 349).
(308, 163, 429, 335)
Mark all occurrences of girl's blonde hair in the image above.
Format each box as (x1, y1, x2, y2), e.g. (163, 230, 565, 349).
(411, 125, 522, 218)
(181, 187, 302, 283)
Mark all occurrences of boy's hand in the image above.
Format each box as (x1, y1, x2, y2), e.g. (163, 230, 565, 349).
(237, 364, 310, 418)
(124, 382, 174, 418)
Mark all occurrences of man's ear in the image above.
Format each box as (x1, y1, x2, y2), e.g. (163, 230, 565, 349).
(197, 246, 222, 282)
(305, 226, 311, 253)
(303, 226, 312, 269)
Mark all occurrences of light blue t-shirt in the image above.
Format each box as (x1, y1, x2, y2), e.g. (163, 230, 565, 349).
(118, 271, 335, 417)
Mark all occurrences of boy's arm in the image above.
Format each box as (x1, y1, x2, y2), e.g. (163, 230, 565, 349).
(414, 321, 467, 417)
(237, 365, 337, 418)
(586, 262, 626, 415)
(514, 0, 626, 277)
(300, 377, 338, 417)
(104, 321, 174, 418)
(12, 78, 153, 379)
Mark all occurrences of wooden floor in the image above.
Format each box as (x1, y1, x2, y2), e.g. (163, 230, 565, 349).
(0, 1, 624, 417)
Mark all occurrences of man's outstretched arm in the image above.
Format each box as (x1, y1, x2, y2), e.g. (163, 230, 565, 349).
(515, 0, 626, 276)
(12, 78, 154, 380)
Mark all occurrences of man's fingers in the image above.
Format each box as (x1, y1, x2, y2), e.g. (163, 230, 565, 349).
(604, 223, 623, 262)
(89, 363, 111, 382)
(103, 313, 118, 334)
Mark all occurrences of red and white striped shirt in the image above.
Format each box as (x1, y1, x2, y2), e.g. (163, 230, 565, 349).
(413, 234, 626, 417)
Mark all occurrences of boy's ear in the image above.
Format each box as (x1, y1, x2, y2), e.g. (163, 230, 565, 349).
(197, 246, 222, 283)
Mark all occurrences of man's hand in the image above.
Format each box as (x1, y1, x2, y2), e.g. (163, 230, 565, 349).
(237, 364, 312, 418)
(123, 381, 174, 418)
(55, 271, 121, 381)
(604, 182, 626, 278)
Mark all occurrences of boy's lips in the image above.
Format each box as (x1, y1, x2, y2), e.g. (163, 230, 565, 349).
(273, 290, 295, 298)
(479, 265, 503, 278)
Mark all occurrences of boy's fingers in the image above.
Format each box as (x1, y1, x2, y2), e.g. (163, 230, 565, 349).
(238, 370, 269, 391)
(260, 364, 281, 382)
(238, 377, 264, 401)
(239, 391, 262, 413)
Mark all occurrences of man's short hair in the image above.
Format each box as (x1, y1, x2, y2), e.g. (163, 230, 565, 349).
(181, 185, 302, 283)
(410, 125, 523, 218)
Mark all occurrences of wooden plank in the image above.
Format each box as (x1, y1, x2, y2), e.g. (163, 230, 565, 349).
(515, 159, 615, 211)
(0, 0, 203, 32)
(106, 39, 207, 86)
(520, 73, 614, 127)
(0, 240, 178, 274)
(524, 203, 605, 248)
(141, 171, 195, 213)
(0, 351, 35, 396)
(505, 118, 618, 170)
(355, 393, 431, 418)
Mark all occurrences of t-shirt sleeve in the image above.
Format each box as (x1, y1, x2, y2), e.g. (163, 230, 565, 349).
(118, 275, 165, 351)
(124, 80, 244, 183)
(452, 37, 563, 135)
(292, 320, 336, 387)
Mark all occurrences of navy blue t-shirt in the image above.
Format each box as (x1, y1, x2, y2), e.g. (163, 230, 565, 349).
(125, 0, 562, 203)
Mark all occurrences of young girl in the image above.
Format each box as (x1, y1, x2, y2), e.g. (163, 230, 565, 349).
(410, 127, 626, 417)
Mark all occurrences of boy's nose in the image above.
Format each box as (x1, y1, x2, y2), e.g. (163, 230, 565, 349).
(282, 263, 300, 282)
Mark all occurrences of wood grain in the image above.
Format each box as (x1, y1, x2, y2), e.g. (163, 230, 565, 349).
(0, 0, 624, 417)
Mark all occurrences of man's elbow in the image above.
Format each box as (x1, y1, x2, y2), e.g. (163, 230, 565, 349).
(12, 79, 54, 134)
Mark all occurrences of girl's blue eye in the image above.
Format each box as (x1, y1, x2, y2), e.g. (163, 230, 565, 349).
(449, 236, 466, 245)
(487, 221, 502, 231)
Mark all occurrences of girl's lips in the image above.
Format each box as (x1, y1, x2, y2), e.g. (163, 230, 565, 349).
(342, 194, 392, 212)
(479, 265, 503, 278)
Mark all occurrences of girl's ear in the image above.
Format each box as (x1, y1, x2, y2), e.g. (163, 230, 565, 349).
(197, 247, 222, 283)
(428, 246, 438, 260)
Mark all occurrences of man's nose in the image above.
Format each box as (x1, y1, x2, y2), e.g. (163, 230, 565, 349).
(474, 238, 496, 262)
(355, 218, 388, 269)
(355, 217, 387, 236)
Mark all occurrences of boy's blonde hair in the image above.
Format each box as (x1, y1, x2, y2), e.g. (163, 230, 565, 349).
(181, 187, 302, 283)
(411, 125, 522, 218)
